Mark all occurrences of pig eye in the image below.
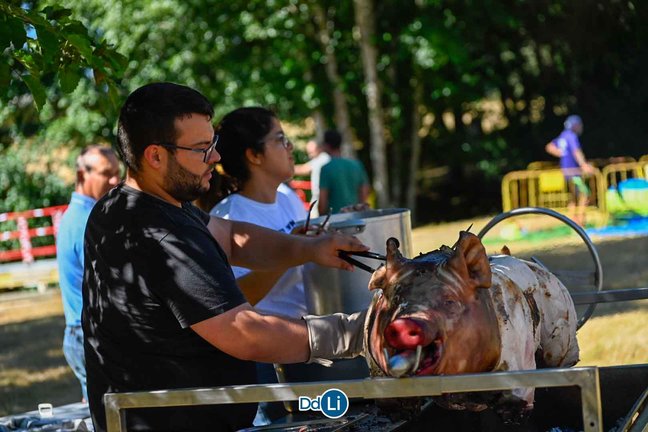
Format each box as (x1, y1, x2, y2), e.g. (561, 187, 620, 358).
(444, 299, 463, 314)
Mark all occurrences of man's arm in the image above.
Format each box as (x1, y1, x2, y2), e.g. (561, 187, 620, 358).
(358, 184, 370, 204)
(191, 303, 367, 364)
(192, 303, 309, 362)
(545, 141, 563, 158)
(573, 148, 595, 174)
(318, 188, 329, 216)
(293, 161, 312, 177)
(207, 216, 367, 272)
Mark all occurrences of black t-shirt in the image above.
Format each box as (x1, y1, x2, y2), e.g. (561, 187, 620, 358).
(82, 184, 256, 432)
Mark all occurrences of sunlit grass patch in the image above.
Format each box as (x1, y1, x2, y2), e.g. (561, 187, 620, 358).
(0, 365, 71, 388)
(577, 306, 648, 366)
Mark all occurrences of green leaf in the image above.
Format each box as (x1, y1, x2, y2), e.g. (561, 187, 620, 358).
(21, 73, 47, 110)
(104, 50, 128, 76)
(34, 25, 60, 67)
(13, 50, 39, 75)
(41, 5, 73, 21)
(62, 20, 89, 37)
(107, 80, 121, 109)
(23, 9, 50, 28)
(0, 60, 10, 87)
(0, 14, 27, 50)
(67, 34, 93, 60)
(58, 65, 81, 93)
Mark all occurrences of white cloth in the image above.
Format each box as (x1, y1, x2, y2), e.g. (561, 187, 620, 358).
(307, 152, 331, 216)
(210, 192, 308, 318)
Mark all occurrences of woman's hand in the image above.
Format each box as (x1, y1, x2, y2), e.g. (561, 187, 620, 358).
(307, 233, 369, 271)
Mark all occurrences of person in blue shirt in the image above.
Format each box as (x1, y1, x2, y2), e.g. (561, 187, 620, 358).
(545, 115, 594, 226)
(55, 145, 120, 401)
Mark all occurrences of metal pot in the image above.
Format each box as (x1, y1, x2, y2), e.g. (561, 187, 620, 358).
(302, 208, 413, 315)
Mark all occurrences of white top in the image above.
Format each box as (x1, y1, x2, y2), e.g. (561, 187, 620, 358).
(308, 152, 331, 216)
(210, 191, 308, 318)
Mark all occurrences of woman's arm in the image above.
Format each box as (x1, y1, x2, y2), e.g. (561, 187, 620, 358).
(207, 216, 368, 272)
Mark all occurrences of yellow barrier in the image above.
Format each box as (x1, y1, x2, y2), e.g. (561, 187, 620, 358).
(501, 168, 604, 213)
(601, 161, 648, 219)
(639, 154, 648, 163)
(527, 161, 558, 171)
(601, 161, 648, 189)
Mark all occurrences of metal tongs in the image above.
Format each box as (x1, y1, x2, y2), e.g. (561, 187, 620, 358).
(337, 250, 386, 273)
(303, 200, 385, 272)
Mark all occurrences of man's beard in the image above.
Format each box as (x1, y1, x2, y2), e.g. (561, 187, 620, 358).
(164, 156, 211, 202)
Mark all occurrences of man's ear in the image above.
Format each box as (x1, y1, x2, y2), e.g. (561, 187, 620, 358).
(76, 169, 86, 185)
(143, 145, 163, 168)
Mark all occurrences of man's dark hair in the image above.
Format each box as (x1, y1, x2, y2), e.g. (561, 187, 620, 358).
(117, 82, 214, 172)
(323, 129, 342, 150)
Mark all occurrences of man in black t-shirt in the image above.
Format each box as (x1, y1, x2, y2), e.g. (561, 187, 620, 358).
(83, 83, 369, 432)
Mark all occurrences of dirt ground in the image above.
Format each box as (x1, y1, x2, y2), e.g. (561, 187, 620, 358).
(0, 217, 647, 417)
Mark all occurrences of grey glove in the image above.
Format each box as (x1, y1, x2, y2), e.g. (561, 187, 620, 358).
(302, 309, 367, 366)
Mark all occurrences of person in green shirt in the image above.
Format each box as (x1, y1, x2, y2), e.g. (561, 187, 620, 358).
(318, 130, 370, 214)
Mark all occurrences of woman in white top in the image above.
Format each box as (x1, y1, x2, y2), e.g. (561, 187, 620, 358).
(209, 107, 312, 425)
(210, 107, 307, 318)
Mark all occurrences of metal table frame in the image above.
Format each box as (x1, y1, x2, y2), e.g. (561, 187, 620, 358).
(105, 366, 603, 432)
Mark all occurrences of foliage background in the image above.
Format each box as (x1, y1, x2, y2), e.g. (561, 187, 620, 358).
(1, 0, 647, 223)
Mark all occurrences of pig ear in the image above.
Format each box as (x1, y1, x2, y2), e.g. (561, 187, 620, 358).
(368, 237, 404, 291)
(447, 231, 492, 290)
(368, 265, 387, 291)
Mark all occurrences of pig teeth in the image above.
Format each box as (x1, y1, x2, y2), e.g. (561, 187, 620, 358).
(386, 345, 424, 378)
(412, 345, 423, 373)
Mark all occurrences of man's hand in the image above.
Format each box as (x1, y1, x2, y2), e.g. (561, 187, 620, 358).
(307, 233, 369, 271)
(581, 162, 595, 175)
(340, 202, 370, 213)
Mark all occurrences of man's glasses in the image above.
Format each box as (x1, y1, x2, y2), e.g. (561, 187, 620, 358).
(260, 132, 291, 150)
(158, 135, 219, 163)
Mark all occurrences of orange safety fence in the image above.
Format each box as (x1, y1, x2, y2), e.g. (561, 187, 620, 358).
(0, 205, 68, 264)
(288, 179, 312, 210)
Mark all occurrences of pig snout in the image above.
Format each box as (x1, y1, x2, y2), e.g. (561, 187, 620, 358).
(384, 318, 434, 350)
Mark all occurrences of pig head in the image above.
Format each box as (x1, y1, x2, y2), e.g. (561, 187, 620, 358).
(364, 231, 580, 412)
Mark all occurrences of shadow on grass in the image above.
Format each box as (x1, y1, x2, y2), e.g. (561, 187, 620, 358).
(0, 315, 80, 417)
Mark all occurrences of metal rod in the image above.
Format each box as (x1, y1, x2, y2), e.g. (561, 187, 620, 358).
(477, 207, 604, 329)
(104, 367, 603, 432)
(572, 287, 648, 305)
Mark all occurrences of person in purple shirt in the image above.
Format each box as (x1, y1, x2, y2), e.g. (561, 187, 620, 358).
(545, 115, 594, 226)
(55, 145, 120, 401)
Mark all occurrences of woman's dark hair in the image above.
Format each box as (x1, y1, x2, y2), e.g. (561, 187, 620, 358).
(117, 82, 213, 172)
(215, 107, 277, 197)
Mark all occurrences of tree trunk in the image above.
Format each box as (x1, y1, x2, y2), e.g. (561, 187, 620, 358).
(353, 0, 390, 208)
(406, 79, 422, 222)
(311, 1, 355, 158)
(312, 109, 327, 143)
